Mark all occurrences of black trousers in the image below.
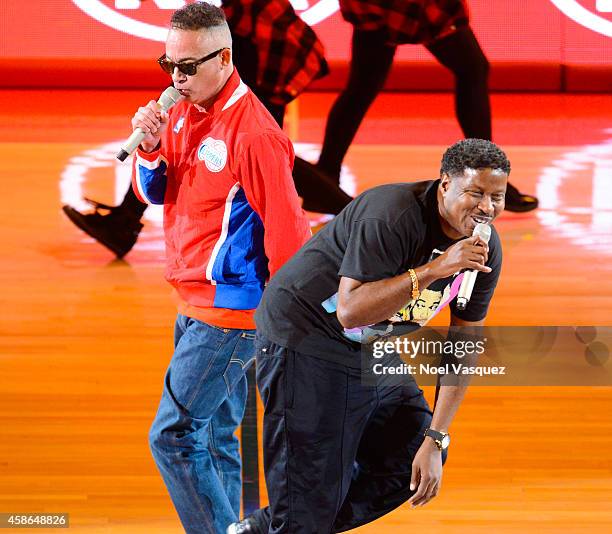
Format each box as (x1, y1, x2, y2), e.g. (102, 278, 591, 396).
(318, 25, 491, 179)
(251, 335, 447, 533)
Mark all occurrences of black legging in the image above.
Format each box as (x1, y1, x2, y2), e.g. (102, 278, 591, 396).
(317, 25, 491, 180)
(232, 34, 287, 127)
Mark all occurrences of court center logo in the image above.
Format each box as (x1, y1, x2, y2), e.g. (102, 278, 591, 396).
(72, 0, 339, 41)
(550, 0, 612, 37)
(535, 130, 612, 257)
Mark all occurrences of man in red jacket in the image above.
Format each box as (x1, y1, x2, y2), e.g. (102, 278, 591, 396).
(130, 4, 310, 533)
(62, 0, 348, 258)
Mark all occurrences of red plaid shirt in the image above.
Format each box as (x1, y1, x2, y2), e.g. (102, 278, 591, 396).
(223, 0, 328, 105)
(339, 0, 469, 45)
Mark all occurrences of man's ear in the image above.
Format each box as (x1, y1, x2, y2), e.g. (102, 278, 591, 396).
(221, 47, 231, 67)
(440, 172, 451, 194)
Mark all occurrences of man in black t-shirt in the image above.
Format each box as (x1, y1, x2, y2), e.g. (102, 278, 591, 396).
(228, 139, 510, 534)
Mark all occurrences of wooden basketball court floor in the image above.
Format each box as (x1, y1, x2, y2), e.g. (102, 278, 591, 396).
(0, 90, 611, 533)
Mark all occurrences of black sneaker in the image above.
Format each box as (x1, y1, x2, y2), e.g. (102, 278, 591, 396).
(292, 156, 352, 215)
(505, 182, 538, 213)
(226, 517, 258, 534)
(62, 198, 144, 258)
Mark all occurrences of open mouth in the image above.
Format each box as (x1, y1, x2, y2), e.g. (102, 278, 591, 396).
(471, 215, 492, 226)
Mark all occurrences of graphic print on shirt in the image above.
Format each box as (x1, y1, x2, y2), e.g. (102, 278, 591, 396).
(198, 137, 228, 172)
(322, 248, 464, 343)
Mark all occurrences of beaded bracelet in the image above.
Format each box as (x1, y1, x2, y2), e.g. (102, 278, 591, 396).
(408, 268, 419, 301)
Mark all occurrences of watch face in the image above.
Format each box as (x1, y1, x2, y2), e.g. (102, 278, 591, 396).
(441, 434, 451, 449)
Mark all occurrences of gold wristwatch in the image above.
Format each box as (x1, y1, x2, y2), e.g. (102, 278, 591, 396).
(424, 428, 450, 451)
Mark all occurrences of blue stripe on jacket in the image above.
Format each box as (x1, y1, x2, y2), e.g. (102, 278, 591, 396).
(136, 159, 167, 205)
(211, 188, 269, 310)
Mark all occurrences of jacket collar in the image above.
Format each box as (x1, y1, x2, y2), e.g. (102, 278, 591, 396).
(191, 68, 246, 116)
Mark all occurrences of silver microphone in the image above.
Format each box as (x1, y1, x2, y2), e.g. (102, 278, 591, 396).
(456, 223, 492, 310)
(116, 86, 182, 162)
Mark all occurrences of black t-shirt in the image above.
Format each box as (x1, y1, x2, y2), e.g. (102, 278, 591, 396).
(255, 180, 502, 367)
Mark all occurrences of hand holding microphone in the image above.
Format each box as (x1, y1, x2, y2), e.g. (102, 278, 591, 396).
(116, 86, 182, 161)
(429, 224, 491, 282)
(456, 223, 492, 310)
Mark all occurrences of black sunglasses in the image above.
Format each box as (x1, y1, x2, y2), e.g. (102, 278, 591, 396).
(157, 48, 227, 76)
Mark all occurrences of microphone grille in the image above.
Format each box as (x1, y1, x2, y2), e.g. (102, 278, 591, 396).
(473, 222, 491, 243)
(158, 86, 182, 112)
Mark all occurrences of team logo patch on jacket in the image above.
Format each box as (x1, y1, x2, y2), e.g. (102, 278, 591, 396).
(173, 117, 185, 134)
(198, 137, 228, 172)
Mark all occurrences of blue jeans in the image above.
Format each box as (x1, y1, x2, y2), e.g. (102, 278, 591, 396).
(149, 314, 256, 534)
